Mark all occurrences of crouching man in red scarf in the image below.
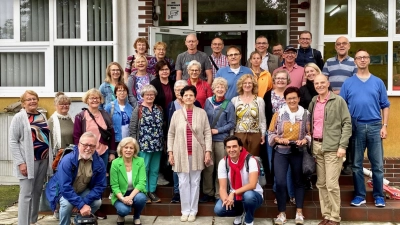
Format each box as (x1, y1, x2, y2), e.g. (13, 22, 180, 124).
(214, 135, 264, 225)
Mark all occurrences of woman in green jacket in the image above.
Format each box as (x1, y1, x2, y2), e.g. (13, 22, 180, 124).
(110, 137, 147, 225)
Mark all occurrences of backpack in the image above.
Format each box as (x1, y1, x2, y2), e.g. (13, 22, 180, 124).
(52, 144, 75, 171)
(224, 154, 266, 188)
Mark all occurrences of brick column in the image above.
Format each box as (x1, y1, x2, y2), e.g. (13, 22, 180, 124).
(289, 0, 308, 46)
(137, 0, 154, 39)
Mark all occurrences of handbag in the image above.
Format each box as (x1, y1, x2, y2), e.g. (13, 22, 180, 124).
(83, 108, 112, 141)
(301, 111, 315, 175)
(181, 110, 213, 167)
(39, 177, 51, 212)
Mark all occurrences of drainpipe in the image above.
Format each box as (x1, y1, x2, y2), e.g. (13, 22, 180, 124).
(317, 0, 325, 53)
(113, 0, 119, 62)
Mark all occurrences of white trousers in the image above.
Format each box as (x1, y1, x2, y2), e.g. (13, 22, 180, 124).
(177, 156, 202, 216)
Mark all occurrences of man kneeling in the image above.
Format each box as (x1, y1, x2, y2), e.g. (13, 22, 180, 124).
(47, 132, 106, 225)
(214, 136, 264, 225)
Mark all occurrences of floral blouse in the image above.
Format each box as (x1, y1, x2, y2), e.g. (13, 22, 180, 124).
(271, 90, 286, 113)
(138, 105, 164, 153)
(234, 96, 261, 133)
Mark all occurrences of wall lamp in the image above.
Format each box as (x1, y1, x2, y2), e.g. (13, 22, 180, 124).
(329, 5, 341, 17)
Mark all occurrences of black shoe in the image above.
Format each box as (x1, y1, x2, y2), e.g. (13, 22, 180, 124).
(148, 192, 161, 203)
(94, 209, 107, 220)
(341, 166, 352, 175)
(199, 194, 215, 203)
(171, 193, 180, 203)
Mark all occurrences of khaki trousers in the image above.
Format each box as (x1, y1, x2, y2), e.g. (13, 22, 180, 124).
(234, 132, 261, 156)
(313, 141, 343, 222)
(202, 141, 227, 198)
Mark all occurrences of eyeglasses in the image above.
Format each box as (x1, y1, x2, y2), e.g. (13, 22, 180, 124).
(80, 142, 96, 149)
(355, 56, 370, 61)
(227, 53, 240, 58)
(243, 82, 253, 86)
(186, 40, 197, 43)
(212, 43, 223, 46)
(284, 52, 296, 55)
(58, 104, 70, 107)
(299, 38, 311, 41)
(155, 48, 165, 52)
(174, 89, 183, 93)
(144, 93, 155, 97)
(24, 98, 38, 102)
(89, 97, 100, 101)
(335, 42, 348, 46)
(189, 69, 200, 73)
(275, 77, 288, 81)
(256, 42, 268, 45)
(286, 97, 299, 101)
(160, 68, 170, 72)
(111, 69, 120, 72)
(117, 90, 127, 93)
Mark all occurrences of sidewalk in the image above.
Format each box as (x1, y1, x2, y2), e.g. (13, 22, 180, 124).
(0, 205, 398, 225)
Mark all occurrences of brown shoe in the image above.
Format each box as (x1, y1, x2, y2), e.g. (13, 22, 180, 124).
(326, 221, 340, 225)
(318, 219, 330, 225)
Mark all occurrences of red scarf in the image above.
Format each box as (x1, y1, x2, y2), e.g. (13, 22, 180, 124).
(228, 149, 249, 200)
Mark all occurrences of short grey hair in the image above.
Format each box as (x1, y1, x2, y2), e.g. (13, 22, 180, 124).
(140, 84, 158, 97)
(187, 60, 202, 71)
(79, 131, 97, 142)
(211, 77, 228, 91)
(174, 80, 188, 89)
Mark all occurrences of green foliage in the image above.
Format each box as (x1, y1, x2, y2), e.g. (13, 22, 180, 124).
(0, 185, 19, 212)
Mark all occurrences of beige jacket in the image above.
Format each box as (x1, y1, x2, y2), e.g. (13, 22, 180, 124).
(167, 107, 212, 173)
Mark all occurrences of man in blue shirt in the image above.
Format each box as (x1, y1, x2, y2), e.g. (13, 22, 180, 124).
(215, 46, 253, 100)
(340, 49, 390, 208)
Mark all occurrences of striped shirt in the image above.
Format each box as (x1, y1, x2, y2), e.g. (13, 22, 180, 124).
(186, 110, 193, 155)
(209, 54, 229, 78)
(322, 55, 357, 91)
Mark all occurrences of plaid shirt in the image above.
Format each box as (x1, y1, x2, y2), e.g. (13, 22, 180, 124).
(209, 54, 229, 78)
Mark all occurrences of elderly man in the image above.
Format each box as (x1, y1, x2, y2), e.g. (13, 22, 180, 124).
(251, 35, 279, 73)
(176, 33, 213, 84)
(209, 37, 229, 78)
(46, 132, 106, 225)
(272, 43, 284, 66)
(273, 46, 304, 88)
(215, 46, 253, 100)
(309, 75, 352, 225)
(295, 31, 324, 70)
(340, 49, 390, 208)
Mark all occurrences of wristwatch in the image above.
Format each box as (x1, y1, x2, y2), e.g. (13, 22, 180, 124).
(382, 124, 388, 127)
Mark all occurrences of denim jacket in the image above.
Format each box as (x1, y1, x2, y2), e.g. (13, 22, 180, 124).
(204, 97, 236, 141)
(99, 82, 115, 110)
(104, 99, 133, 142)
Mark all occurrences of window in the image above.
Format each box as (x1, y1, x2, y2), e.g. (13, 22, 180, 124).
(158, 0, 189, 26)
(356, 0, 388, 37)
(197, 0, 247, 24)
(255, 0, 287, 25)
(0, 0, 13, 39)
(255, 30, 287, 53)
(20, 0, 50, 41)
(325, 0, 348, 35)
(56, 0, 80, 39)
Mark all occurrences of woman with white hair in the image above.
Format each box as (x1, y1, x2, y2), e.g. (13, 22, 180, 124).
(129, 84, 164, 204)
(187, 60, 212, 108)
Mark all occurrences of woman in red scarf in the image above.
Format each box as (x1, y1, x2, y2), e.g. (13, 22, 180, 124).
(214, 136, 263, 225)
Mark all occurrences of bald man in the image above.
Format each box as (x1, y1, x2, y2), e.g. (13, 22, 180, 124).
(175, 34, 213, 84)
(308, 74, 351, 225)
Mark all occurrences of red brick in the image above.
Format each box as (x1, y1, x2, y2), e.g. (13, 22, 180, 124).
(145, 1, 153, 6)
(138, 23, 152, 28)
(138, 6, 152, 10)
(291, 22, 305, 26)
(290, 8, 298, 13)
(385, 168, 400, 173)
(139, 15, 152, 19)
(145, 19, 153, 24)
(138, 32, 148, 37)
(290, 17, 299, 22)
(290, 0, 298, 3)
(290, 13, 306, 17)
(290, 27, 299, 31)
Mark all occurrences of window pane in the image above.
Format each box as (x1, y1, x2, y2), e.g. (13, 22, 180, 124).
(0, 0, 13, 39)
(255, 0, 287, 25)
(197, 0, 247, 24)
(356, 0, 388, 37)
(393, 42, 400, 90)
(396, 0, 400, 34)
(324, 0, 348, 35)
(0, 52, 45, 86)
(155, 33, 187, 65)
(54, 46, 113, 92)
(255, 30, 287, 53)
(159, 0, 189, 26)
(87, 0, 112, 41)
(57, 0, 80, 39)
(324, 42, 388, 88)
(20, 0, 50, 41)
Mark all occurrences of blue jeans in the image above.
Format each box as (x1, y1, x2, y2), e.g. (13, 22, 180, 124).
(59, 189, 102, 225)
(173, 172, 179, 194)
(214, 190, 263, 224)
(114, 191, 147, 219)
(274, 151, 304, 212)
(352, 122, 384, 199)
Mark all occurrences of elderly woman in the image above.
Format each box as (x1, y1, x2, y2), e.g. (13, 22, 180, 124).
(130, 84, 164, 204)
(99, 62, 124, 110)
(48, 92, 74, 151)
(105, 83, 133, 148)
(9, 90, 53, 225)
(231, 74, 266, 156)
(127, 55, 155, 108)
(200, 77, 236, 202)
(124, 37, 152, 82)
(249, 51, 273, 97)
(299, 63, 321, 109)
(168, 85, 212, 222)
(268, 87, 311, 225)
(148, 42, 176, 79)
(187, 60, 212, 108)
(111, 137, 147, 225)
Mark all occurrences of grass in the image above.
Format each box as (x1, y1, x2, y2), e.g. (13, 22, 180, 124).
(0, 185, 19, 212)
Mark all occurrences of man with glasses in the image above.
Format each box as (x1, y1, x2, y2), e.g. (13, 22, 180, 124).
(46, 131, 106, 225)
(322, 36, 358, 175)
(176, 33, 213, 84)
(295, 31, 324, 70)
(250, 35, 279, 73)
(209, 37, 229, 79)
(215, 46, 253, 100)
(273, 46, 304, 88)
(340, 49, 390, 208)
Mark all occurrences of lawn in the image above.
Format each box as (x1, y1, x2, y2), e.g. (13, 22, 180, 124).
(0, 185, 19, 212)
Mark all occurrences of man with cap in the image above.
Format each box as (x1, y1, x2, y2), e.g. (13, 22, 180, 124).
(273, 46, 305, 88)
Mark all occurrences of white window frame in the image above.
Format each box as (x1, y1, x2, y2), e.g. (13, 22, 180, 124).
(0, 0, 117, 97)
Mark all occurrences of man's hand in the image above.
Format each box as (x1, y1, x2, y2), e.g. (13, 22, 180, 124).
(211, 129, 219, 135)
(79, 204, 91, 217)
(380, 126, 387, 139)
(337, 148, 346, 158)
(19, 163, 27, 177)
(222, 192, 235, 210)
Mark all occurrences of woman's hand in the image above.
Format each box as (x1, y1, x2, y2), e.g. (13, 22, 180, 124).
(109, 153, 115, 162)
(121, 196, 133, 205)
(204, 151, 211, 164)
(211, 129, 219, 135)
(295, 139, 307, 146)
(260, 135, 265, 145)
(19, 163, 27, 177)
(168, 153, 175, 166)
(275, 137, 289, 145)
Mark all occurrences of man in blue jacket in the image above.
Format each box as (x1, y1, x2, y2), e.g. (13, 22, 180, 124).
(46, 131, 106, 225)
(295, 31, 324, 70)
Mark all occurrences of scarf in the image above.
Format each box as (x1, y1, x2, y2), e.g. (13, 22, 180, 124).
(50, 112, 73, 150)
(211, 95, 225, 106)
(278, 104, 304, 124)
(229, 149, 249, 201)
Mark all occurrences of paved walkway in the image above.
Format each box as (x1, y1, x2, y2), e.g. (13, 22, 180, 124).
(0, 205, 398, 225)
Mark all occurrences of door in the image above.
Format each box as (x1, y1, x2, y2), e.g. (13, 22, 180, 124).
(148, 27, 195, 62)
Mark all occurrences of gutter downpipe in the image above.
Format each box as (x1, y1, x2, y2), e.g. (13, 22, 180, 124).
(317, 0, 325, 53)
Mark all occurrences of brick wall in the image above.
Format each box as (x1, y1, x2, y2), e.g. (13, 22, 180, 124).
(364, 158, 400, 187)
(137, 0, 154, 39)
(289, 0, 308, 47)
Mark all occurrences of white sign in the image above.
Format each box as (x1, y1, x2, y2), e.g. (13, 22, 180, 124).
(165, 0, 182, 22)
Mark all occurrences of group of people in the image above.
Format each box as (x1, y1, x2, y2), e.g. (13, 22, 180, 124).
(9, 31, 390, 225)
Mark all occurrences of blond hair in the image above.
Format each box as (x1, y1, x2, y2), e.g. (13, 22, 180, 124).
(117, 137, 140, 157)
(236, 74, 258, 95)
(82, 88, 104, 104)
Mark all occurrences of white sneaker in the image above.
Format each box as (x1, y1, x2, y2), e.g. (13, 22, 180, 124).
(53, 210, 59, 220)
(295, 212, 304, 225)
(274, 213, 287, 225)
(108, 192, 112, 199)
(233, 212, 245, 225)
(188, 215, 196, 222)
(180, 214, 189, 222)
(157, 173, 169, 185)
